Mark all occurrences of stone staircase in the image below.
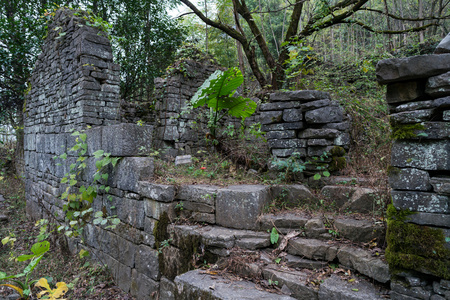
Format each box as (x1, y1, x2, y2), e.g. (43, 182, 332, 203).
(164, 212, 390, 299)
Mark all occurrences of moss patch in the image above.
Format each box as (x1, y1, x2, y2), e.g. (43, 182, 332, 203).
(385, 205, 450, 279)
(391, 123, 426, 140)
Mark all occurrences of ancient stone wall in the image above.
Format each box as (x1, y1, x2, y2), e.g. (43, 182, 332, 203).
(376, 41, 450, 299)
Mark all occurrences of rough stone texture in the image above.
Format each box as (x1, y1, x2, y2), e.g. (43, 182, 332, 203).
(259, 213, 309, 233)
(376, 54, 450, 84)
(263, 268, 318, 300)
(389, 168, 432, 191)
(287, 238, 338, 261)
(270, 184, 315, 206)
(342, 187, 378, 214)
(334, 218, 385, 243)
(377, 45, 450, 296)
(175, 270, 296, 299)
(270, 90, 330, 101)
(391, 140, 450, 170)
(216, 185, 270, 230)
(435, 33, 450, 54)
(111, 157, 154, 193)
(320, 186, 355, 208)
(337, 246, 390, 283)
(386, 81, 426, 104)
(319, 275, 386, 299)
(426, 71, 450, 97)
(305, 105, 344, 124)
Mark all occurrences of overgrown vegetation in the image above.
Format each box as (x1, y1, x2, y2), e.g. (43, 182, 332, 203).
(0, 175, 133, 299)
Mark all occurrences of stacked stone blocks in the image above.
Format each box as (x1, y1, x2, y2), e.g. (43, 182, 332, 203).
(377, 44, 450, 299)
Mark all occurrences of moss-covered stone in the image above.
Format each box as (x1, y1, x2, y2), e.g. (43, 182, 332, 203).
(391, 123, 426, 140)
(329, 156, 346, 172)
(329, 146, 346, 157)
(387, 166, 401, 175)
(385, 205, 450, 279)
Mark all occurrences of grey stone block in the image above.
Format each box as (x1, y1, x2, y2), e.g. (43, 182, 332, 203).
(391, 280, 431, 300)
(176, 185, 218, 206)
(342, 187, 378, 214)
(386, 81, 426, 104)
(376, 54, 450, 84)
(298, 128, 339, 139)
(435, 32, 450, 54)
(320, 186, 355, 208)
(135, 244, 159, 281)
(391, 140, 450, 170)
(262, 268, 318, 300)
(406, 212, 450, 228)
(392, 191, 449, 213)
(389, 168, 432, 191)
(130, 269, 160, 300)
(85, 126, 102, 156)
(283, 108, 302, 122)
(390, 109, 434, 124)
(426, 71, 450, 97)
(117, 262, 132, 293)
(268, 138, 307, 149)
(319, 275, 386, 299)
(174, 269, 296, 299)
(216, 185, 270, 230)
(144, 199, 174, 220)
(139, 182, 176, 202)
(260, 101, 300, 111)
(337, 246, 390, 283)
(334, 218, 385, 243)
(102, 123, 153, 156)
(159, 277, 176, 300)
(301, 99, 331, 111)
(259, 213, 309, 233)
(305, 106, 343, 124)
(115, 197, 145, 229)
(270, 90, 330, 102)
(272, 148, 306, 158)
(266, 130, 296, 140)
(112, 157, 154, 193)
(116, 236, 137, 268)
(271, 184, 315, 206)
(431, 176, 450, 195)
(261, 122, 304, 131)
(260, 111, 283, 124)
(287, 238, 338, 261)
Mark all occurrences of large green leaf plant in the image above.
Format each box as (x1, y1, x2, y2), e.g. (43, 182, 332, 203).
(191, 67, 257, 139)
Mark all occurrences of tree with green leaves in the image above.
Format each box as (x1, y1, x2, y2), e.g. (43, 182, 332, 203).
(179, 0, 448, 90)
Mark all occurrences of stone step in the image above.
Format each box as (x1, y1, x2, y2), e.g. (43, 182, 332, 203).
(259, 212, 385, 245)
(287, 237, 389, 283)
(169, 224, 389, 283)
(173, 269, 389, 300)
(174, 269, 296, 299)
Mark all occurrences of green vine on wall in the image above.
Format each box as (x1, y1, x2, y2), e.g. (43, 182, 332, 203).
(54, 129, 120, 238)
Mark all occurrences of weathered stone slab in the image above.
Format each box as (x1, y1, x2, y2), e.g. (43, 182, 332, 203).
(376, 54, 450, 84)
(430, 176, 450, 195)
(216, 185, 270, 230)
(390, 109, 434, 124)
(261, 122, 304, 131)
(235, 237, 271, 249)
(392, 191, 449, 213)
(435, 33, 450, 54)
(386, 80, 426, 104)
(260, 111, 283, 124)
(271, 184, 315, 206)
(259, 213, 309, 233)
(102, 123, 153, 156)
(334, 218, 385, 243)
(268, 139, 307, 149)
(337, 246, 390, 283)
(130, 269, 160, 300)
(283, 108, 302, 122)
(266, 130, 296, 140)
(391, 280, 432, 300)
(320, 186, 355, 207)
(404, 212, 450, 228)
(287, 238, 338, 261)
(174, 155, 192, 166)
(135, 244, 159, 281)
(426, 71, 450, 97)
(391, 140, 450, 170)
(389, 167, 432, 191)
(144, 199, 174, 220)
(139, 182, 176, 202)
(174, 269, 296, 299)
(112, 157, 154, 193)
(160, 277, 176, 300)
(298, 128, 339, 139)
(272, 148, 306, 158)
(301, 99, 331, 111)
(270, 90, 330, 102)
(260, 101, 300, 111)
(342, 188, 378, 214)
(305, 106, 343, 124)
(176, 185, 218, 205)
(284, 254, 328, 269)
(263, 268, 318, 300)
(319, 275, 387, 299)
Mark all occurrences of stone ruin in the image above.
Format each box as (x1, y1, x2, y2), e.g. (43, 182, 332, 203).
(22, 8, 450, 300)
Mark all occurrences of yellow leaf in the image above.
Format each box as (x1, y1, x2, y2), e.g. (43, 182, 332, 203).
(36, 278, 51, 291)
(0, 284, 24, 297)
(52, 282, 68, 298)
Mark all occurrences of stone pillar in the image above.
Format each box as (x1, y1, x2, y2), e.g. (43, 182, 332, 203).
(376, 41, 450, 298)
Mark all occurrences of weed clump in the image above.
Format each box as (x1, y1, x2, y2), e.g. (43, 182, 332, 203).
(390, 123, 426, 140)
